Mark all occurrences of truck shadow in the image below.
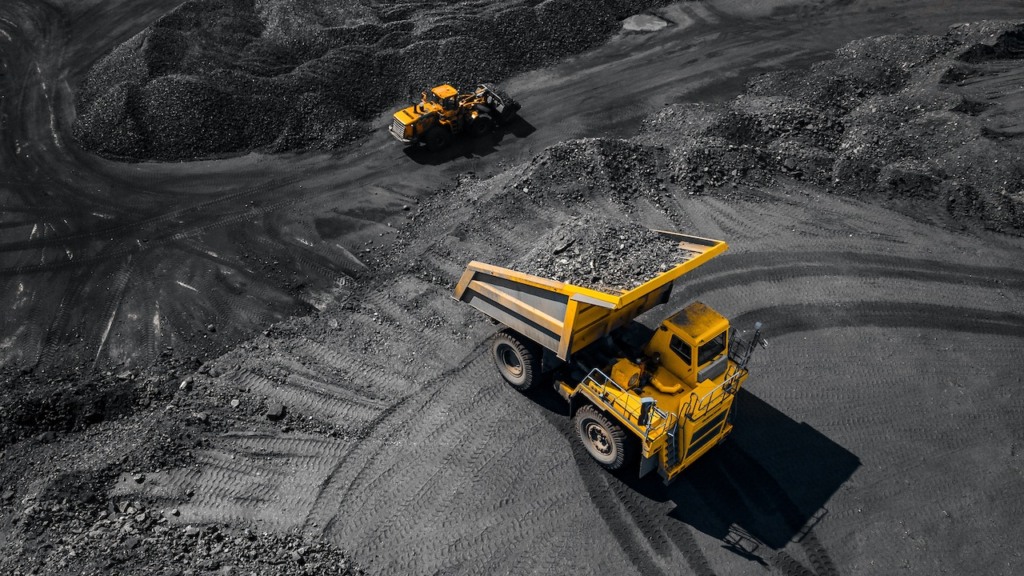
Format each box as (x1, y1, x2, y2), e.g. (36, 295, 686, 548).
(402, 115, 537, 165)
(522, 318, 858, 559)
(529, 373, 858, 559)
(621, 389, 860, 553)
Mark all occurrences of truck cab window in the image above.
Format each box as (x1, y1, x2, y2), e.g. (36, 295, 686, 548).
(697, 332, 726, 365)
(669, 335, 692, 365)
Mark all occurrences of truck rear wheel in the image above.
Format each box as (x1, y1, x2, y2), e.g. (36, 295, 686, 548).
(575, 405, 630, 471)
(491, 329, 541, 392)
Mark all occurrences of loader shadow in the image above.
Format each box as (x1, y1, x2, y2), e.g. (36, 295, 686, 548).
(402, 115, 537, 165)
(624, 389, 860, 553)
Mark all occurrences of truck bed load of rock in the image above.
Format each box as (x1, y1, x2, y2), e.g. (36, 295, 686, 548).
(508, 216, 692, 292)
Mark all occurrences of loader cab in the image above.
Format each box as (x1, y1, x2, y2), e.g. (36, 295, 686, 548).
(646, 301, 731, 388)
(427, 84, 459, 112)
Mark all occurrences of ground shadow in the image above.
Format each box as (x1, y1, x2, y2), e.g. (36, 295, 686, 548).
(648, 390, 859, 550)
(522, 319, 860, 558)
(402, 115, 537, 165)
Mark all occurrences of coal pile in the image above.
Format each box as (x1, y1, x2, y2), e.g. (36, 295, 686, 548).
(506, 138, 669, 209)
(509, 215, 690, 291)
(74, 0, 670, 160)
(4, 495, 359, 575)
(636, 20, 1024, 234)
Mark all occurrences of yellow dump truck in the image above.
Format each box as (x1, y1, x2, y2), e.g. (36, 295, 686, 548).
(454, 230, 766, 482)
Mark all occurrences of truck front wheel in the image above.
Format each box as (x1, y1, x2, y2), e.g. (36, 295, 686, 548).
(491, 329, 541, 392)
(574, 405, 630, 471)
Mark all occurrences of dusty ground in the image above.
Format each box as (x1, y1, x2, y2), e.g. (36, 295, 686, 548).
(2, 1, 1024, 575)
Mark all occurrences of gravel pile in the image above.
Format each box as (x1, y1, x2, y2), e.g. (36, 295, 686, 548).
(636, 20, 1024, 234)
(0, 351, 359, 575)
(509, 215, 690, 291)
(74, 0, 670, 160)
(0, 355, 204, 450)
(507, 138, 669, 210)
(6, 495, 358, 575)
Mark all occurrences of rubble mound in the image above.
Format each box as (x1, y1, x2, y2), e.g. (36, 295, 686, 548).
(6, 494, 358, 575)
(637, 20, 1024, 234)
(509, 215, 689, 291)
(74, 0, 670, 160)
(506, 138, 668, 209)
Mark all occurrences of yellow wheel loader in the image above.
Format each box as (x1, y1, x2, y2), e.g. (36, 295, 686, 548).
(389, 84, 520, 151)
(453, 231, 767, 483)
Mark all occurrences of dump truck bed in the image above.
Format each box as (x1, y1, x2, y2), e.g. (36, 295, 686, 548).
(453, 230, 727, 360)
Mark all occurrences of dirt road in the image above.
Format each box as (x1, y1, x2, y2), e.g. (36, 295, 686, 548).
(3, 1, 1024, 575)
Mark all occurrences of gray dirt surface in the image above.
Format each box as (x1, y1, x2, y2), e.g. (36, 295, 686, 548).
(509, 215, 689, 291)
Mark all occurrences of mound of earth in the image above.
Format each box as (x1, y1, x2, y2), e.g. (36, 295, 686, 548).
(637, 20, 1024, 234)
(509, 215, 689, 291)
(73, 0, 670, 160)
(507, 138, 669, 210)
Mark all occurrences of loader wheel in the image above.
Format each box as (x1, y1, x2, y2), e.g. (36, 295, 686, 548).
(575, 405, 630, 471)
(491, 329, 541, 392)
(470, 113, 493, 137)
(424, 127, 451, 151)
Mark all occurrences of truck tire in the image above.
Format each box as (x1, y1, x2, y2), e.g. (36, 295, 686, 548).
(491, 329, 541, 392)
(470, 112, 493, 137)
(574, 405, 630, 471)
(424, 127, 451, 151)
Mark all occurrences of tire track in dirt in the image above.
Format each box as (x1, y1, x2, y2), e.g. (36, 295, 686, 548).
(695, 252, 1024, 292)
(316, 352, 635, 576)
(574, 459, 698, 576)
(732, 302, 1024, 338)
(120, 433, 351, 532)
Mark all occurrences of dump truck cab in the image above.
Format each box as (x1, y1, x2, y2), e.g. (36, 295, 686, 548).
(651, 302, 732, 388)
(608, 302, 731, 395)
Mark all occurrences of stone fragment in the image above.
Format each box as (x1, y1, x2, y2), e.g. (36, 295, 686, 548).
(266, 401, 286, 421)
